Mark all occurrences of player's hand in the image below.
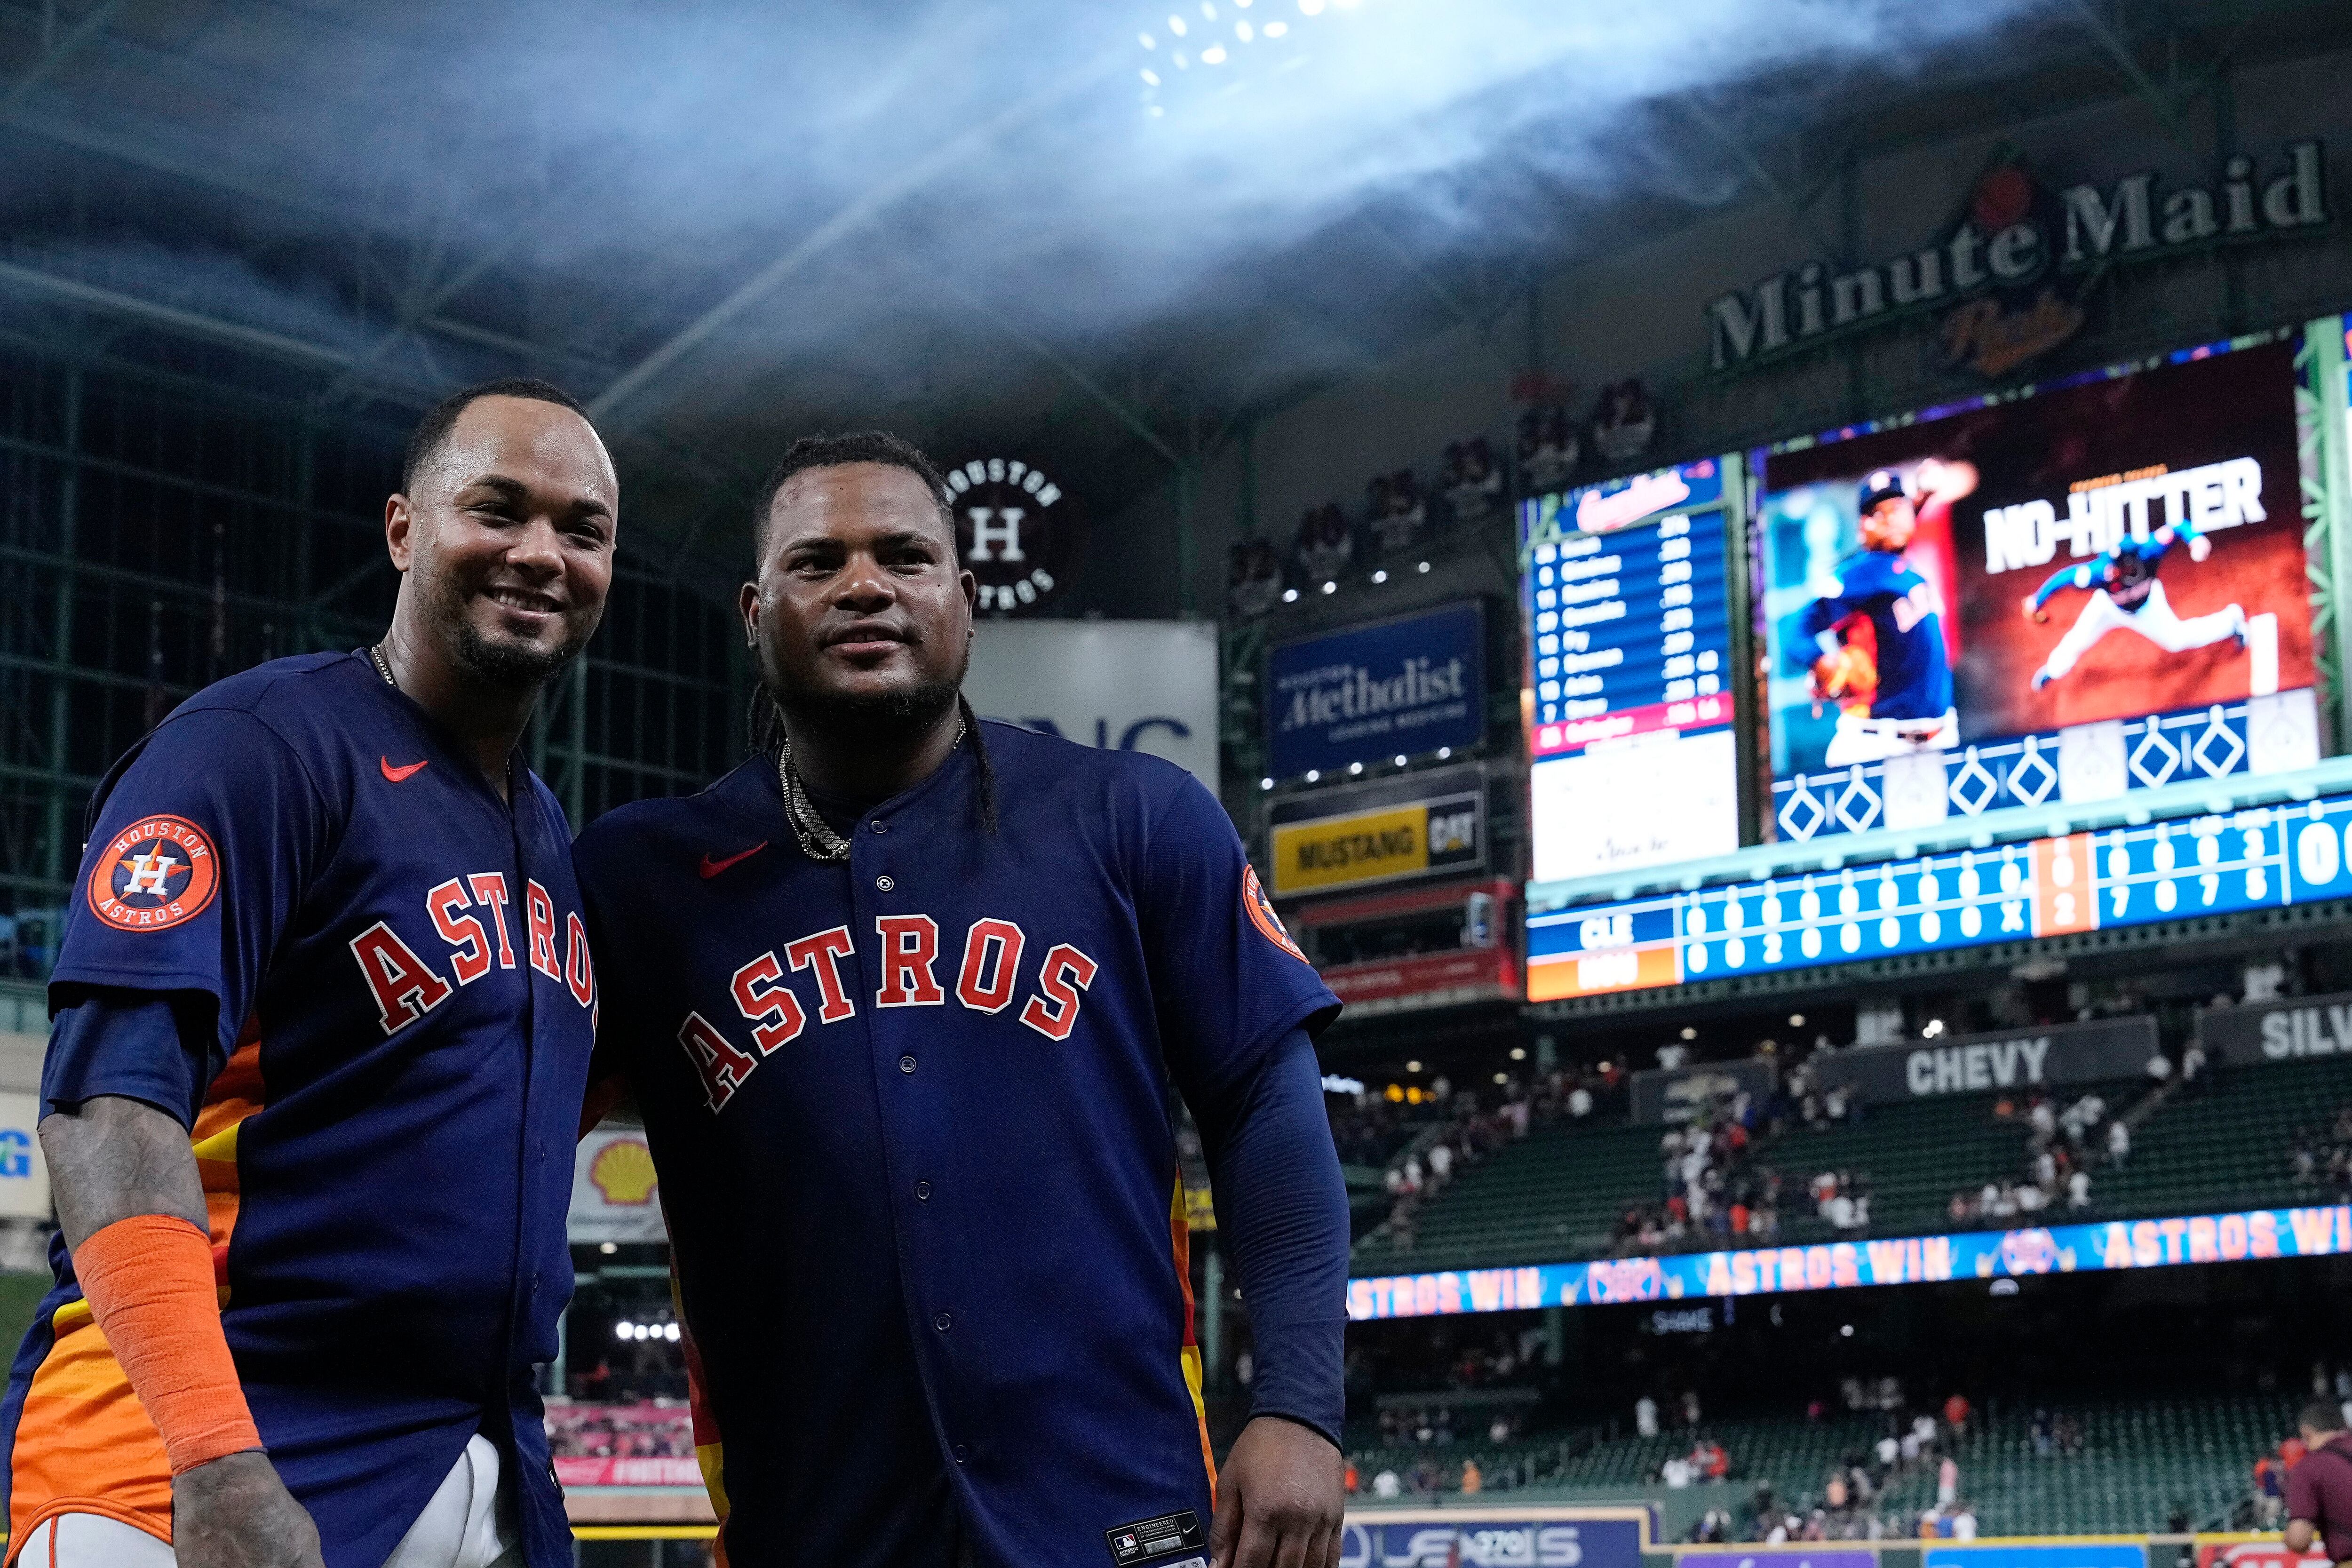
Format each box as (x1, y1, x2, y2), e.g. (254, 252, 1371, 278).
(2189, 533, 2212, 562)
(172, 1451, 325, 1568)
(1210, 1416, 1343, 1568)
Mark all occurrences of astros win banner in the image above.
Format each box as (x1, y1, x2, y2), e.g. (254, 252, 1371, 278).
(1758, 340, 2315, 837)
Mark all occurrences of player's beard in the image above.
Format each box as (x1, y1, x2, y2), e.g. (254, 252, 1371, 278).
(770, 637, 971, 747)
(428, 573, 593, 692)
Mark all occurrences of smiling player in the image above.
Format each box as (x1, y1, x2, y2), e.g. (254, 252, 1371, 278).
(573, 431, 1351, 1568)
(4, 380, 616, 1568)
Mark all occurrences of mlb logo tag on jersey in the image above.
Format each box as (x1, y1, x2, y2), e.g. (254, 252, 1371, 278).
(1104, 1509, 1203, 1566)
(86, 814, 221, 931)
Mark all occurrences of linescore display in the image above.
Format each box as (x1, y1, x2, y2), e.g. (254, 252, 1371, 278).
(1347, 1203, 2352, 1321)
(1527, 786, 2352, 1003)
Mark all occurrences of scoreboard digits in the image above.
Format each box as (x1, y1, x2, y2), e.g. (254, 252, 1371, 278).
(1528, 794, 2352, 1002)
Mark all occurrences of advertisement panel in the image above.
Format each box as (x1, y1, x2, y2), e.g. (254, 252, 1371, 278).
(1292, 876, 1518, 1016)
(1757, 339, 2316, 844)
(0, 1090, 48, 1220)
(1337, 1510, 1647, 1568)
(570, 1129, 667, 1245)
(2194, 1539, 2331, 1568)
(1347, 1202, 2352, 1320)
(1268, 604, 1486, 780)
(1522, 458, 1742, 883)
(2198, 990, 2352, 1065)
(553, 1457, 702, 1488)
(966, 620, 1218, 783)
(1812, 1016, 2155, 1106)
(1630, 1059, 1779, 1125)
(1268, 768, 1486, 899)
(1923, 1548, 2145, 1568)
(1527, 790, 2352, 1003)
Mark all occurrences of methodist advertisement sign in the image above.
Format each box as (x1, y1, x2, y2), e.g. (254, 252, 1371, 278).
(1347, 1202, 2352, 1320)
(1267, 767, 1485, 899)
(1337, 1509, 1649, 1568)
(1268, 603, 1485, 780)
(966, 620, 1218, 784)
(2197, 990, 2352, 1065)
(1811, 1015, 2155, 1106)
(1521, 457, 1743, 883)
(1756, 338, 2315, 845)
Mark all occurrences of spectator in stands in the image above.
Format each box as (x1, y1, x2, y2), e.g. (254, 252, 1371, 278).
(1937, 1455, 1959, 1507)
(1459, 1457, 1483, 1495)
(1373, 1468, 1401, 1499)
(2181, 1039, 2209, 1093)
(1636, 1394, 1660, 1438)
(1661, 1454, 1695, 1488)
(1950, 1504, 1978, 1540)
(2107, 1116, 2131, 1166)
(2068, 1168, 2093, 1210)
(1684, 1390, 1704, 1428)
(2031, 1408, 2055, 1457)
(2030, 1094, 2058, 1141)
(1943, 1393, 1971, 1441)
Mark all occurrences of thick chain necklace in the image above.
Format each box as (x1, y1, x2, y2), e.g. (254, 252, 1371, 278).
(366, 643, 397, 687)
(778, 713, 965, 864)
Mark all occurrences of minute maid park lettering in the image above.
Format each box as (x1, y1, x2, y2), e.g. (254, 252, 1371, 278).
(1707, 139, 2327, 374)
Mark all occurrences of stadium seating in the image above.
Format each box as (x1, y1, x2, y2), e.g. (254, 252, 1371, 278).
(1348, 1121, 1663, 1274)
(1344, 1394, 2302, 1535)
(2095, 1053, 2352, 1219)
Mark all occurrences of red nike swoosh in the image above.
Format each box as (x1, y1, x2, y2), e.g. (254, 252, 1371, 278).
(381, 756, 429, 783)
(699, 842, 769, 879)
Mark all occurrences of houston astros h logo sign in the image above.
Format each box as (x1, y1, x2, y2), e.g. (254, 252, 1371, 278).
(948, 457, 1081, 615)
(87, 814, 221, 931)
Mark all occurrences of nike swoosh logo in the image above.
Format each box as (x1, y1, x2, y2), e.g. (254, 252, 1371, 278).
(699, 842, 769, 879)
(380, 756, 429, 783)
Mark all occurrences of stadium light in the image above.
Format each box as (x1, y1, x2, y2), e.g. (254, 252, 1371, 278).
(1348, 761, 1363, 774)
(1416, 560, 1430, 573)
(1320, 580, 1337, 594)
(1393, 754, 1407, 766)
(1405, 1060, 1422, 1073)
(1371, 569, 1387, 583)
(1260, 776, 1274, 790)
(1510, 1047, 1526, 1060)
(1281, 587, 1299, 602)
(1790, 1013, 1805, 1027)
(1304, 768, 1320, 781)
(1133, 0, 1362, 114)
(613, 1321, 635, 1340)
(1436, 746, 1451, 758)
(598, 1241, 618, 1255)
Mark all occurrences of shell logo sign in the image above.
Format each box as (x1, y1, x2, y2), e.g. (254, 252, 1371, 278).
(589, 1138, 659, 1206)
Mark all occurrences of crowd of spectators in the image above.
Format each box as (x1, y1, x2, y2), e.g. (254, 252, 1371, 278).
(1346, 1062, 1631, 1249)
(1947, 1088, 2122, 1223)
(1671, 1383, 1984, 1541)
(1614, 1099, 1785, 1255)
(543, 1400, 695, 1460)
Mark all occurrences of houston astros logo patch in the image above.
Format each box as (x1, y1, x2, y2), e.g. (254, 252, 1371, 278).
(1240, 864, 1308, 963)
(87, 814, 220, 931)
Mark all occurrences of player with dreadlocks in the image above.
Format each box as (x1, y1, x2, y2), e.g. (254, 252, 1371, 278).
(572, 431, 1351, 1568)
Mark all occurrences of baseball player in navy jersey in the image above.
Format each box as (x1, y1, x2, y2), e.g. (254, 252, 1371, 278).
(2022, 517, 2246, 689)
(3, 380, 616, 1568)
(572, 431, 1351, 1568)
(1797, 464, 1975, 765)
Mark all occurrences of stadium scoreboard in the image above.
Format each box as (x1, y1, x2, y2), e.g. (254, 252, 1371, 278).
(1529, 788, 2352, 1000)
(1522, 458, 1742, 882)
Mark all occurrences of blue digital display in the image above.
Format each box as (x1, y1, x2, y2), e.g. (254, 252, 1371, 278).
(1529, 789, 2352, 1002)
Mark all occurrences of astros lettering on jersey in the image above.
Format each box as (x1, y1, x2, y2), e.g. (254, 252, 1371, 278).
(574, 721, 1340, 1568)
(3, 651, 595, 1568)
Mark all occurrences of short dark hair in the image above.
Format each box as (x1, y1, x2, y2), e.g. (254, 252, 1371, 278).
(402, 377, 594, 493)
(751, 430, 953, 557)
(2301, 1398, 2342, 1434)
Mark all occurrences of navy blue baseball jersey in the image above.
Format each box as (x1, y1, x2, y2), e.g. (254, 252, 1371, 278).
(572, 723, 1341, 1568)
(1798, 549, 1954, 720)
(1, 652, 594, 1568)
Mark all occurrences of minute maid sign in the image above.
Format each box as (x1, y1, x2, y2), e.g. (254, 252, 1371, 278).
(1708, 139, 2328, 379)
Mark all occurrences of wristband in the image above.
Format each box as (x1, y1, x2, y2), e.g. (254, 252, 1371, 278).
(72, 1213, 261, 1475)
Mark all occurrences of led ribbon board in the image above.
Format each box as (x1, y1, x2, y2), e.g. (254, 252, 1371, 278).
(1528, 788, 2352, 1003)
(1348, 1204, 2352, 1320)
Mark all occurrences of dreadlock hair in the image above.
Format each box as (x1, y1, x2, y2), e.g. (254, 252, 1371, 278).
(746, 430, 996, 836)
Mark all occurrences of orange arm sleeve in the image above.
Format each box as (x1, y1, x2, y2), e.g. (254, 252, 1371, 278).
(72, 1213, 261, 1475)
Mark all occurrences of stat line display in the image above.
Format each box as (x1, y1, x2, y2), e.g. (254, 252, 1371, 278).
(1522, 457, 1743, 883)
(1527, 788, 2352, 1002)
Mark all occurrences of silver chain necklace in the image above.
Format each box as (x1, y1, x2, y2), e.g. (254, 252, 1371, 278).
(366, 643, 397, 687)
(778, 714, 965, 864)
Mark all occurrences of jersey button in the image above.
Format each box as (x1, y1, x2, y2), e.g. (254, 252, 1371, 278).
(915, 1180, 931, 1200)
(875, 874, 895, 892)
(899, 1054, 918, 1075)
(953, 1443, 969, 1464)
(870, 821, 889, 834)
(933, 1311, 952, 1332)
